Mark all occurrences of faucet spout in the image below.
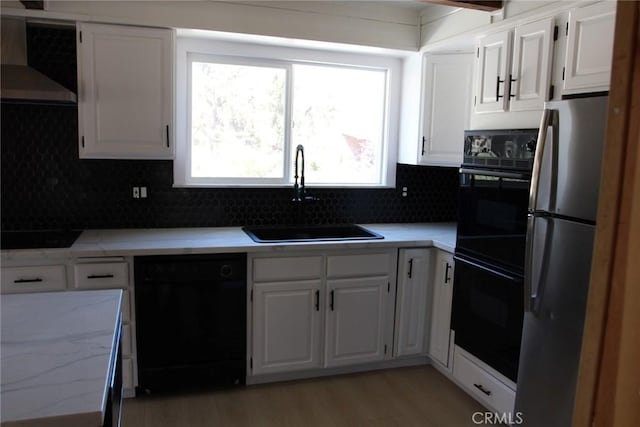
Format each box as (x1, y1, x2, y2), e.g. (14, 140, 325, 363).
(293, 144, 305, 202)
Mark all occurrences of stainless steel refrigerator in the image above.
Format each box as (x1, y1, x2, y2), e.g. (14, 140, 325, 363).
(515, 95, 609, 426)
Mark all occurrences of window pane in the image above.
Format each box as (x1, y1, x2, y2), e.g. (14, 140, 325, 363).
(191, 62, 286, 178)
(291, 64, 386, 185)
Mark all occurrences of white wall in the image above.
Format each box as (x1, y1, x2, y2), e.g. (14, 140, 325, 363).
(1, 0, 421, 51)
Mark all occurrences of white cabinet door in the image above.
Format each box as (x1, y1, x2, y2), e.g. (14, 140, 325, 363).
(419, 54, 473, 167)
(325, 277, 388, 368)
(394, 248, 431, 357)
(564, 1, 616, 93)
(509, 17, 554, 112)
(474, 30, 512, 113)
(428, 250, 454, 368)
(77, 23, 173, 159)
(252, 280, 322, 375)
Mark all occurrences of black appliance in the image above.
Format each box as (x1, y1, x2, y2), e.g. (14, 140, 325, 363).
(134, 253, 247, 394)
(453, 128, 538, 382)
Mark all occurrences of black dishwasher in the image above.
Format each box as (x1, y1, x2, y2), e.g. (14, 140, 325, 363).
(134, 253, 246, 394)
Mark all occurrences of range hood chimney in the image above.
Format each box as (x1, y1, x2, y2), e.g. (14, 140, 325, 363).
(1, 17, 77, 103)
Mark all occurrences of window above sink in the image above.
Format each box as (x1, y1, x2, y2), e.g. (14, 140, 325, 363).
(174, 35, 401, 189)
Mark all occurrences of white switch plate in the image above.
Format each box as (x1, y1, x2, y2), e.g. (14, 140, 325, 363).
(140, 187, 147, 198)
(132, 187, 140, 198)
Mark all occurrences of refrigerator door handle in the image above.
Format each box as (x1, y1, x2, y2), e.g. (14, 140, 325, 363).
(529, 108, 554, 212)
(524, 214, 536, 312)
(524, 214, 553, 313)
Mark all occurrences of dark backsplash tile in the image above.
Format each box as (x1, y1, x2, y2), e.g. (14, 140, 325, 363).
(0, 25, 458, 230)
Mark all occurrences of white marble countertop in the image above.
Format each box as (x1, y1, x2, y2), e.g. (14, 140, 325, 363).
(1, 290, 122, 427)
(1, 223, 456, 260)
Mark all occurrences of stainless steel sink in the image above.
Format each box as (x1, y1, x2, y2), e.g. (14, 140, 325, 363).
(242, 224, 383, 243)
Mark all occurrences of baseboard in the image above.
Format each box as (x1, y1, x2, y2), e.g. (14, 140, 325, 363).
(247, 356, 431, 385)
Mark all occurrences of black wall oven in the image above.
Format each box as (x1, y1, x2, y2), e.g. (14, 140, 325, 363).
(453, 129, 537, 383)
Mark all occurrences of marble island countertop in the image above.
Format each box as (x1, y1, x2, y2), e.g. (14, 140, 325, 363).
(1, 223, 456, 259)
(1, 290, 122, 427)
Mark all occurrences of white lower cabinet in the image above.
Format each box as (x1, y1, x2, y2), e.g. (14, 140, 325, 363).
(325, 277, 388, 367)
(428, 250, 454, 368)
(453, 346, 516, 415)
(249, 250, 396, 377)
(394, 248, 432, 357)
(251, 280, 322, 375)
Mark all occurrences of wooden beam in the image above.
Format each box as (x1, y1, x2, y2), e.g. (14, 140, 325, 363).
(419, 0, 502, 12)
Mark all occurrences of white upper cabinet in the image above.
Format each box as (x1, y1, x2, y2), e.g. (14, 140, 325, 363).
(418, 53, 473, 167)
(509, 17, 555, 111)
(77, 23, 174, 159)
(475, 30, 512, 114)
(563, 1, 616, 94)
(474, 17, 554, 114)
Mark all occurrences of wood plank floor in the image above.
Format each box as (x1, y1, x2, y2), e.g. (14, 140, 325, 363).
(122, 366, 486, 427)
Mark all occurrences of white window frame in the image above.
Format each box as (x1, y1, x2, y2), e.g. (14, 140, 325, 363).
(175, 36, 401, 188)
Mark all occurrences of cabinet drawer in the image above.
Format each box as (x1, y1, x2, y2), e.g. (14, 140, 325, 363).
(453, 348, 515, 414)
(1, 265, 66, 293)
(327, 253, 391, 278)
(253, 256, 322, 282)
(74, 262, 128, 289)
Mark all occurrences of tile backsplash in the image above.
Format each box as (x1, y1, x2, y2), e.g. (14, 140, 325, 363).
(0, 24, 458, 231)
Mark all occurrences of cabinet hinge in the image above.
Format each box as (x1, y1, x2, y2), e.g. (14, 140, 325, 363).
(474, 96, 477, 106)
(79, 31, 82, 43)
(81, 136, 85, 148)
(384, 344, 388, 355)
(387, 282, 390, 293)
(553, 25, 559, 41)
(549, 85, 555, 100)
(565, 22, 569, 36)
(562, 67, 565, 81)
(250, 289, 253, 302)
(250, 358, 253, 369)
(476, 47, 479, 58)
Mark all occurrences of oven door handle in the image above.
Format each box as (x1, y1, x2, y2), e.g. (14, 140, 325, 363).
(459, 168, 529, 180)
(453, 255, 523, 284)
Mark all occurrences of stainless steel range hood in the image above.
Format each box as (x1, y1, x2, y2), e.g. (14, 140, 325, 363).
(1, 17, 77, 103)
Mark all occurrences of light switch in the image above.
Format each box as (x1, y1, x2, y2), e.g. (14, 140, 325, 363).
(140, 187, 147, 198)
(132, 187, 140, 199)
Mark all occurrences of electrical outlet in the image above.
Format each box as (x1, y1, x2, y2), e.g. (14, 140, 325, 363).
(140, 187, 147, 198)
(132, 187, 140, 199)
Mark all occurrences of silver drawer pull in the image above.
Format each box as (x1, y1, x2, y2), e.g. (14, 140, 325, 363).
(14, 278, 43, 284)
(87, 274, 115, 279)
(473, 383, 492, 396)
